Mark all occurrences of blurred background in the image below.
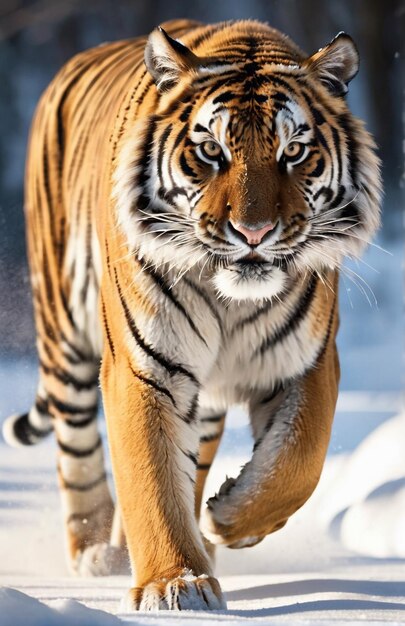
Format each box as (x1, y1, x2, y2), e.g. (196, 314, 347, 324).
(0, 0, 403, 447)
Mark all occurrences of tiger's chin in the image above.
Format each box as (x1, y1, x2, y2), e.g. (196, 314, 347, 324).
(212, 263, 287, 301)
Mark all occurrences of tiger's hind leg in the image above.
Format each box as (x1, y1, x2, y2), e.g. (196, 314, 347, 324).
(195, 410, 226, 518)
(195, 410, 226, 561)
(36, 337, 128, 575)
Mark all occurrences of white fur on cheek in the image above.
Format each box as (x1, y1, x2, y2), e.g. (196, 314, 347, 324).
(213, 266, 287, 301)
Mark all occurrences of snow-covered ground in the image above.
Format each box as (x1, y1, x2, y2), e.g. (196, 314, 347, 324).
(0, 368, 404, 625)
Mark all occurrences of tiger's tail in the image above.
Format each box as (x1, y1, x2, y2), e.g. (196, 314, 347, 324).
(3, 396, 53, 447)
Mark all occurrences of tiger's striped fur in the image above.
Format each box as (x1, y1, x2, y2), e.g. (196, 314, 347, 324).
(4, 18, 381, 611)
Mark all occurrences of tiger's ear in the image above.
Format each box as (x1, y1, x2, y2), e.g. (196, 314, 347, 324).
(145, 27, 200, 91)
(304, 33, 359, 96)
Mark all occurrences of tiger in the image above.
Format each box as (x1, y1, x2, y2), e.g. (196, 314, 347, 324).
(3, 18, 381, 611)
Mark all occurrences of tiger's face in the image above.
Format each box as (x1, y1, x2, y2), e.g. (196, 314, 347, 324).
(115, 23, 381, 301)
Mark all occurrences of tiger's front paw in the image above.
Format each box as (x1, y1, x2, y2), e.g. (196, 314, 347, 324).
(201, 498, 286, 548)
(202, 504, 264, 548)
(120, 570, 226, 612)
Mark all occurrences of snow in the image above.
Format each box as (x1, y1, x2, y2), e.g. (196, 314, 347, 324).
(326, 413, 405, 559)
(0, 588, 121, 626)
(0, 384, 404, 625)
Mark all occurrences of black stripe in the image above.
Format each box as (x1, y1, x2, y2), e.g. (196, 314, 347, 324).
(260, 382, 284, 405)
(184, 393, 198, 424)
(200, 432, 221, 443)
(61, 472, 107, 492)
(253, 414, 276, 451)
(40, 361, 98, 391)
(213, 91, 235, 104)
(314, 124, 330, 155)
(338, 200, 360, 225)
(313, 186, 333, 203)
(55, 58, 97, 188)
(42, 249, 55, 313)
(254, 275, 318, 358)
(64, 414, 97, 428)
(331, 126, 342, 182)
(59, 330, 93, 363)
(48, 393, 97, 416)
(182, 277, 223, 335)
(142, 263, 208, 347)
(163, 187, 189, 202)
(193, 123, 210, 133)
(311, 294, 337, 365)
(300, 83, 337, 119)
(57, 216, 66, 271)
(328, 184, 346, 211)
(306, 102, 326, 126)
(130, 365, 176, 406)
(307, 156, 325, 178)
(197, 463, 211, 471)
(200, 414, 224, 423)
(135, 116, 157, 213)
(168, 123, 190, 185)
(114, 268, 198, 384)
(157, 123, 173, 186)
(101, 297, 115, 359)
(42, 139, 57, 256)
(254, 386, 288, 452)
(179, 104, 193, 122)
(338, 113, 359, 186)
(232, 300, 273, 334)
(35, 396, 49, 416)
(12, 413, 52, 445)
(267, 293, 337, 391)
(231, 283, 294, 334)
(179, 152, 197, 178)
(57, 437, 102, 458)
(59, 285, 76, 331)
(181, 450, 198, 465)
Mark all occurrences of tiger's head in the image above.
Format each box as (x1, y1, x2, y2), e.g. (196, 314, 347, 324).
(115, 21, 381, 301)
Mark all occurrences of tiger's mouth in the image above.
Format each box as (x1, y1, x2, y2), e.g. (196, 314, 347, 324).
(231, 258, 273, 280)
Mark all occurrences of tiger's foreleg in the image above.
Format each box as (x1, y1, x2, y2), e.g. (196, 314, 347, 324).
(104, 411, 225, 571)
(101, 345, 225, 611)
(201, 321, 339, 549)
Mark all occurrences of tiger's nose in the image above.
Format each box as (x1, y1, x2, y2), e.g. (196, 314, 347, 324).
(229, 221, 277, 245)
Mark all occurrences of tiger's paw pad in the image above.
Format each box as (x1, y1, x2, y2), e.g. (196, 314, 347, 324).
(120, 572, 226, 612)
(75, 543, 130, 576)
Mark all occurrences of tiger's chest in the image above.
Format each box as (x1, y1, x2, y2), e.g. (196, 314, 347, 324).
(198, 295, 325, 412)
(89, 260, 327, 409)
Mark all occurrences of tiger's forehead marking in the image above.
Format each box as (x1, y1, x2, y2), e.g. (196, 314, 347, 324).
(191, 92, 312, 159)
(275, 102, 313, 160)
(191, 102, 233, 162)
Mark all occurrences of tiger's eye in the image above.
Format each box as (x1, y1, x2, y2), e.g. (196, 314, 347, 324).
(283, 141, 306, 161)
(201, 140, 222, 160)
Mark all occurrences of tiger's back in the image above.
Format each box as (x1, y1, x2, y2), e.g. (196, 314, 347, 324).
(25, 30, 162, 355)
